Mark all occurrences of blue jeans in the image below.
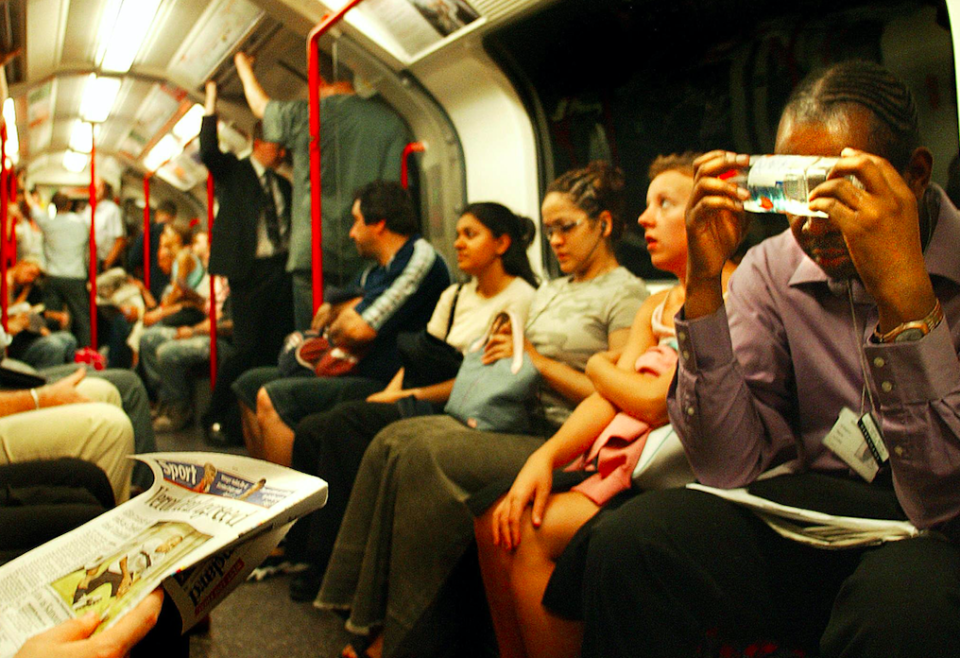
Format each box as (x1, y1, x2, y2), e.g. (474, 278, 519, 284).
(139, 326, 209, 405)
(20, 331, 77, 369)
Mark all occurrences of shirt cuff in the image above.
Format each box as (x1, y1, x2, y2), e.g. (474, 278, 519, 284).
(865, 320, 960, 405)
(675, 305, 736, 373)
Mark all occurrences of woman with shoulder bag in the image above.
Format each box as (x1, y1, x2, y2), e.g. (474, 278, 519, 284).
(280, 203, 539, 598)
(316, 162, 650, 658)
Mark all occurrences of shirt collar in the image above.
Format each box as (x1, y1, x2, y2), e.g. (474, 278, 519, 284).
(788, 184, 960, 290)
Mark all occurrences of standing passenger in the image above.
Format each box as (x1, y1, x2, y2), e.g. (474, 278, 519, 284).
(199, 80, 293, 445)
(24, 190, 91, 347)
(581, 60, 960, 658)
(83, 179, 126, 272)
(233, 50, 411, 329)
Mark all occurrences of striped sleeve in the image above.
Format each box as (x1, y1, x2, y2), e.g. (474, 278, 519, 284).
(360, 238, 437, 331)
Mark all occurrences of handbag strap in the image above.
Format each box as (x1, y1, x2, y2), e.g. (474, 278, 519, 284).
(445, 283, 463, 340)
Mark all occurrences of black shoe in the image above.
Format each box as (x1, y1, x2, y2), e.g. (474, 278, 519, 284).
(205, 422, 241, 447)
(289, 565, 323, 602)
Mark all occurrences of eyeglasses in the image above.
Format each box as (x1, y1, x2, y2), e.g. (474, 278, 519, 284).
(542, 218, 587, 240)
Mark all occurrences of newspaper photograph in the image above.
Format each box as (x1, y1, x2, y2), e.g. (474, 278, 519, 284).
(0, 452, 327, 657)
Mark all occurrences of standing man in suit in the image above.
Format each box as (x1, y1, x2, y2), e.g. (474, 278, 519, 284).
(199, 81, 294, 445)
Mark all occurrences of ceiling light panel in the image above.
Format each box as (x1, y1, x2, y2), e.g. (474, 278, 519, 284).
(172, 104, 204, 141)
(69, 120, 93, 154)
(100, 0, 164, 73)
(143, 134, 181, 172)
(63, 149, 90, 172)
(4, 98, 19, 164)
(80, 75, 122, 123)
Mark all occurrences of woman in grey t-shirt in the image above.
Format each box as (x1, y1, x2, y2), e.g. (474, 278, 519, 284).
(316, 162, 648, 658)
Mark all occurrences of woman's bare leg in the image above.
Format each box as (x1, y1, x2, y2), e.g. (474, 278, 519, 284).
(256, 387, 294, 466)
(240, 400, 262, 458)
(476, 498, 529, 658)
(512, 492, 599, 658)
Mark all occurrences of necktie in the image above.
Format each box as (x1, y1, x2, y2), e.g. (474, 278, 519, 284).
(261, 169, 281, 248)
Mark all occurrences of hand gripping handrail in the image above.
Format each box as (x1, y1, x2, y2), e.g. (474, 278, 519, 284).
(307, 0, 367, 314)
(401, 142, 426, 190)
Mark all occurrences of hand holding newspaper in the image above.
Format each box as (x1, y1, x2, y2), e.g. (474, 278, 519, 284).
(0, 452, 327, 657)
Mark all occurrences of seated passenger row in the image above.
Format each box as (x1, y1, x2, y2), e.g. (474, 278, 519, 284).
(7, 58, 960, 658)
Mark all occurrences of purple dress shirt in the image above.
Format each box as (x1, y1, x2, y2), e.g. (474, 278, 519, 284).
(669, 185, 960, 529)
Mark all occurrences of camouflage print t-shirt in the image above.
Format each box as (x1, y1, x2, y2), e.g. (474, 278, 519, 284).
(525, 266, 648, 427)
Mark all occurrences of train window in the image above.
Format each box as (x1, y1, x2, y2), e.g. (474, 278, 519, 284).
(486, 0, 957, 281)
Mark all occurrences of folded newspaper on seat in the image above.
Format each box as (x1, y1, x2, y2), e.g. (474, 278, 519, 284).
(0, 452, 327, 658)
(687, 483, 920, 548)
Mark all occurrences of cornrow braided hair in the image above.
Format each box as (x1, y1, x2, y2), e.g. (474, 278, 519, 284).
(545, 161, 627, 243)
(786, 60, 920, 171)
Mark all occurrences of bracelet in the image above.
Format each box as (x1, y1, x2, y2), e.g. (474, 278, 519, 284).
(29, 388, 40, 410)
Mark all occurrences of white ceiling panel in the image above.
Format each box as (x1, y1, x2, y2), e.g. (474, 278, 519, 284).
(26, 0, 69, 79)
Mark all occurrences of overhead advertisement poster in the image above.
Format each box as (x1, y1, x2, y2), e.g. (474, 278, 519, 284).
(351, 0, 482, 63)
(408, 0, 479, 37)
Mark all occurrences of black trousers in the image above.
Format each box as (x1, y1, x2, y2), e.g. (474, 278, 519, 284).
(205, 255, 293, 429)
(0, 459, 113, 563)
(580, 487, 960, 658)
(45, 276, 91, 347)
(286, 400, 404, 568)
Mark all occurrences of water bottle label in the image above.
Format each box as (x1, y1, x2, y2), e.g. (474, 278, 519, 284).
(744, 155, 841, 218)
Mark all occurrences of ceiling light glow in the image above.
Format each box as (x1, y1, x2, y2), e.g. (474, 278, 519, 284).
(63, 150, 90, 173)
(172, 104, 204, 141)
(143, 134, 182, 172)
(80, 75, 122, 123)
(98, 0, 163, 73)
(69, 121, 94, 154)
(3, 98, 18, 164)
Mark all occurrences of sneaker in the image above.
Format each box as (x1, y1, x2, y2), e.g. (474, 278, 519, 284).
(153, 404, 193, 433)
(247, 554, 310, 582)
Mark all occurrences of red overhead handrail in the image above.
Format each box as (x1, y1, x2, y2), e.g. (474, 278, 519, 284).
(307, 0, 367, 314)
(401, 142, 426, 190)
(206, 173, 217, 389)
(88, 124, 98, 349)
(8, 164, 17, 269)
(143, 175, 151, 291)
(0, 123, 7, 332)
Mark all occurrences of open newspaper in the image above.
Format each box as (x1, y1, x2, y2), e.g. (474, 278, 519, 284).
(688, 482, 920, 548)
(0, 452, 327, 657)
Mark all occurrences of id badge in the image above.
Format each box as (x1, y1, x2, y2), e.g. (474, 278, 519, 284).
(822, 407, 880, 482)
(858, 411, 888, 464)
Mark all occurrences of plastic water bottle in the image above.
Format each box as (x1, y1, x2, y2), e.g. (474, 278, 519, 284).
(725, 155, 861, 218)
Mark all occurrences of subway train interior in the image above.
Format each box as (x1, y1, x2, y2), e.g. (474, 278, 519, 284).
(1, 0, 959, 656)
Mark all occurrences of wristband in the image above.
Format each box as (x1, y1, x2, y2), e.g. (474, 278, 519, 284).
(29, 388, 40, 410)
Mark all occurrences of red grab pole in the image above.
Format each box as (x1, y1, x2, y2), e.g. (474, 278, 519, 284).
(307, 0, 366, 314)
(8, 166, 17, 269)
(143, 175, 151, 292)
(88, 124, 98, 349)
(206, 173, 217, 389)
(0, 123, 7, 333)
(401, 142, 426, 190)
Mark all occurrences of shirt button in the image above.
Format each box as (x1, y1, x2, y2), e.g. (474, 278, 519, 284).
(682, 350, 690, 360)
(686, 406, 695, 416)
(873, 357, 885, 368)
(678, 331, 687, 342)
(894, 445, 905, 457)
(881, 381, 893, 393)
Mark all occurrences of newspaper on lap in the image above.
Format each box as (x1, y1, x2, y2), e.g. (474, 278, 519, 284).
(0, 452, 327, 657)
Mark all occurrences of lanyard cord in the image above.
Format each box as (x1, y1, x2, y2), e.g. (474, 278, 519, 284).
(847, 280, 879, 419)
